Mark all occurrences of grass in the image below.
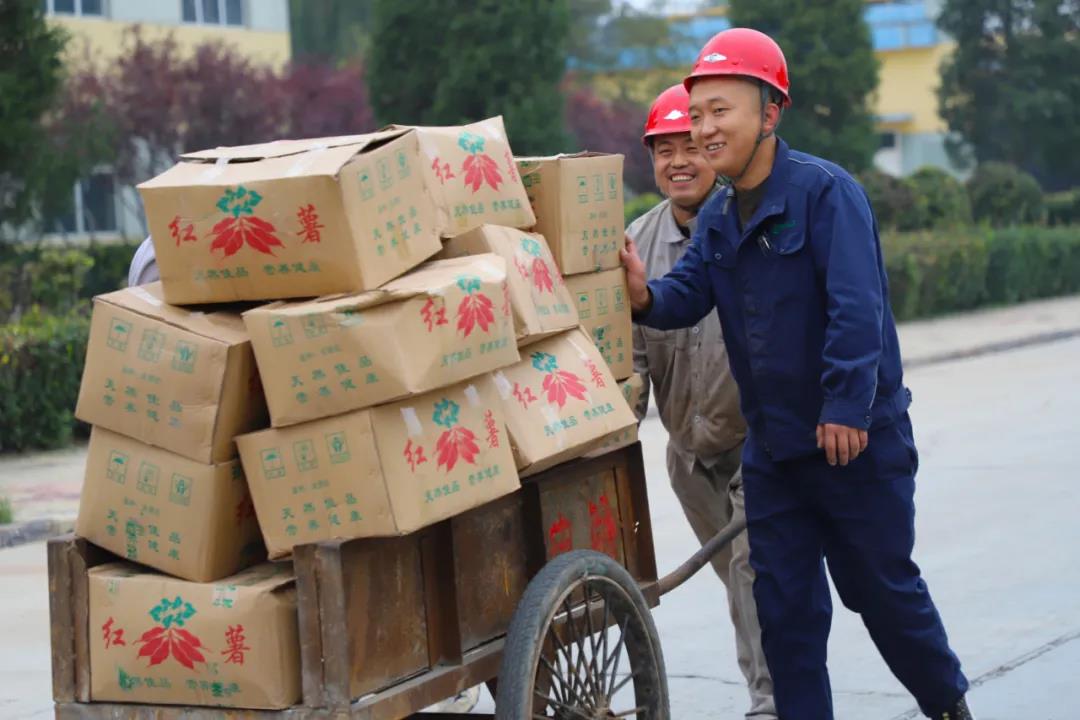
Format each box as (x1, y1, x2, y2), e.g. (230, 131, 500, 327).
(0, 496, 13, 525)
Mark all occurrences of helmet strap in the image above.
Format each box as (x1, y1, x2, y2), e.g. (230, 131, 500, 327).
(719, 83, 782, 188)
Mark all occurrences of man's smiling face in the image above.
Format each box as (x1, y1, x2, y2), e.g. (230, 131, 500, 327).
(650, 132, 716, 209)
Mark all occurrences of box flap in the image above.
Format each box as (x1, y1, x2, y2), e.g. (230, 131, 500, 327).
(516, 151, 618, 163)
(89, 560, 295, 593)
(96, 283, 251, 346)
(180, 130, 409, 162)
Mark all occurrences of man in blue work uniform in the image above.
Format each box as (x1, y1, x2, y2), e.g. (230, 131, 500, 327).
(622, 28, 974, 720)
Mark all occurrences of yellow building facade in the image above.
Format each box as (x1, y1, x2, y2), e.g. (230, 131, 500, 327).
(588, 1, 960, 178)
(41, 0, 291, 239)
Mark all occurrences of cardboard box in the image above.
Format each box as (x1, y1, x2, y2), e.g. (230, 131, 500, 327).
(75, 283, 267, 464)
(88, 561, 300, 709)
(76, 426, 264, 583)
(516, 153, 625, 276)
(244, 254, 520, 427)
(399, 117, 537, 235)
(585, 374, 645, 458)
(438, 224, 579, 347)
(236, 375, 520, 559)
(564, 268, 633, 380)
(139, 130, 445, 304)
(492, 328, 637, 476)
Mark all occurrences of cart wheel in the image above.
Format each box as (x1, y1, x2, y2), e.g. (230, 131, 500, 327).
(496, 550, 669, 719)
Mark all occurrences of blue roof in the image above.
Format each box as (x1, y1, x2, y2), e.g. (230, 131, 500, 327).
(571, 2, 940, 71)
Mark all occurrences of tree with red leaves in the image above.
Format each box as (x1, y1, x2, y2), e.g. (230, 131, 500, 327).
(51, 26, 377, 227)
(563, 79, 653, 195)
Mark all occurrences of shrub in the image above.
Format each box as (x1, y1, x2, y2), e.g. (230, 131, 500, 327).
(966, 162, 1044, 227)
(625, 192, 663, 226)
(0, 240, 136, 321)
(0, 309, 91, 452)
(858, 169, 927, 231)
(907, 167, 972, 229)
(883, 225, 1080, 320)
(1045, 189, 1080, 227)
(0, 497, 12, 525)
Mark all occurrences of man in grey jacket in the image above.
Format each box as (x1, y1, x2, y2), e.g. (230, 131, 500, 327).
(628, 84, 776, 719)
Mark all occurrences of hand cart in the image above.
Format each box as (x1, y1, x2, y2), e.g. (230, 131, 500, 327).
(49, 441, 744, 719)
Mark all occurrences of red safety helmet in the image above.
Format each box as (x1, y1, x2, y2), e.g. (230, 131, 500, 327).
(683, 28, 792, 107)
(642, 84, 693, 146)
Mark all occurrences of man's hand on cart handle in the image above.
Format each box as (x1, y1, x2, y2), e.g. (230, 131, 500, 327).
(817, 423, 869, 467)
(622, 236, 652, 314)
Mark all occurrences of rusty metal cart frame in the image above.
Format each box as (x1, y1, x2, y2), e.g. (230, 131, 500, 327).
(49, 442, 742, 719)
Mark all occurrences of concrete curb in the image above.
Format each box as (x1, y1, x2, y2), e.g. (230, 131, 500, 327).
(0, 517, 75, 549)
(905, 328, 1080, 370)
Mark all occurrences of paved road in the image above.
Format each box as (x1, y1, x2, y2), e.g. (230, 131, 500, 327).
(649, 337, 1080, 719)
(2, 338, 1079, 718)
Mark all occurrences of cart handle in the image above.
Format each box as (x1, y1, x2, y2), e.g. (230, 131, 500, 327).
(657, 515, 748, 597)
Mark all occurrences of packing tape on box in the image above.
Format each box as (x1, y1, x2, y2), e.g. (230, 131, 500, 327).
(493, 371, 513, 400)
(198, 156, 230, 183)
(564, 335, 597, 406)
(479, 117, 504, 142)
(540, 404, 567, 450)
(286, 144, 329, 177)
(464, 384, 481, 407)
(129, 286, 163, 307)
(400, 407, 423, 436)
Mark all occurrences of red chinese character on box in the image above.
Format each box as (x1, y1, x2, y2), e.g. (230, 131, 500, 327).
(102, 617, 126, 649)
(431, 157, 455, 184)
(235, 496, 256, 522)
(504, 150, 519, 183)
(548, 514, 573, 558)
(404, 439, 428, 472)
(420, 297, 448, 332)
(589, 494, 619, 559)
(513, 256, 531, 281)
(296, 204, 325, 244)
(222, 624, 250, 665)
(168, 216, 196, 247)
(512, 382, 537, 410)
(584, 358, 607, 389)
(483, 409, 500, 448)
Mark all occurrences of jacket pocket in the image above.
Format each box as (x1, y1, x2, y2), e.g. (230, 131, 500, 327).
(642, 325, 689, 350)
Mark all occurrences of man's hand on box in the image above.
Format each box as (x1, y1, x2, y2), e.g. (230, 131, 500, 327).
(816, 423, 869, 467)
(621, 236, 651, 312)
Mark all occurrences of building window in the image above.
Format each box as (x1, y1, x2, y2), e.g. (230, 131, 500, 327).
(49, 173, 118, 236)
(41, 0, 103, 16)
(182, 0, 244, 26)
(879, 132, 898, 150)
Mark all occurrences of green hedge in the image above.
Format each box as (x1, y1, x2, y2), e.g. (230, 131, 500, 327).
(884, 225, 1080, 321)
(0, 309, 90, 452)
(0, 241, 137, 321)
(624, 192, 663, 226)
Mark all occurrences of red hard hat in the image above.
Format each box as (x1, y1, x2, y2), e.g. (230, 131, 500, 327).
(683, 28, 791, 107)
(642, 84, 693, 145)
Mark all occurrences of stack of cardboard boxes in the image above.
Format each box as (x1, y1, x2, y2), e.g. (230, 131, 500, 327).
(66, 118, 637, 710)
(517, 153, 642, 458)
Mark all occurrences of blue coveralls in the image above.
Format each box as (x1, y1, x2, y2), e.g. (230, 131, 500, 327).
(637, 139, 969, 719)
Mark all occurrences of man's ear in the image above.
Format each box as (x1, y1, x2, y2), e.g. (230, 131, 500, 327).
(762, 102, 782, 136)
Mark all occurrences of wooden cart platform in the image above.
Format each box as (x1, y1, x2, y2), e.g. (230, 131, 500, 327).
(50, 443, 658, 719)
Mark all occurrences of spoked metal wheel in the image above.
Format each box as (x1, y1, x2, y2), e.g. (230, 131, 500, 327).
(495, 550, 669, 719)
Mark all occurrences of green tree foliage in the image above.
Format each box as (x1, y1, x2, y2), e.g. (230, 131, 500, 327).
(938, 0, 1080, 190)
(289, 0, 372, 63)
(369, 0, 570, 154)
(0, 0, 67, 230)
(729, 0, 880, 172)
